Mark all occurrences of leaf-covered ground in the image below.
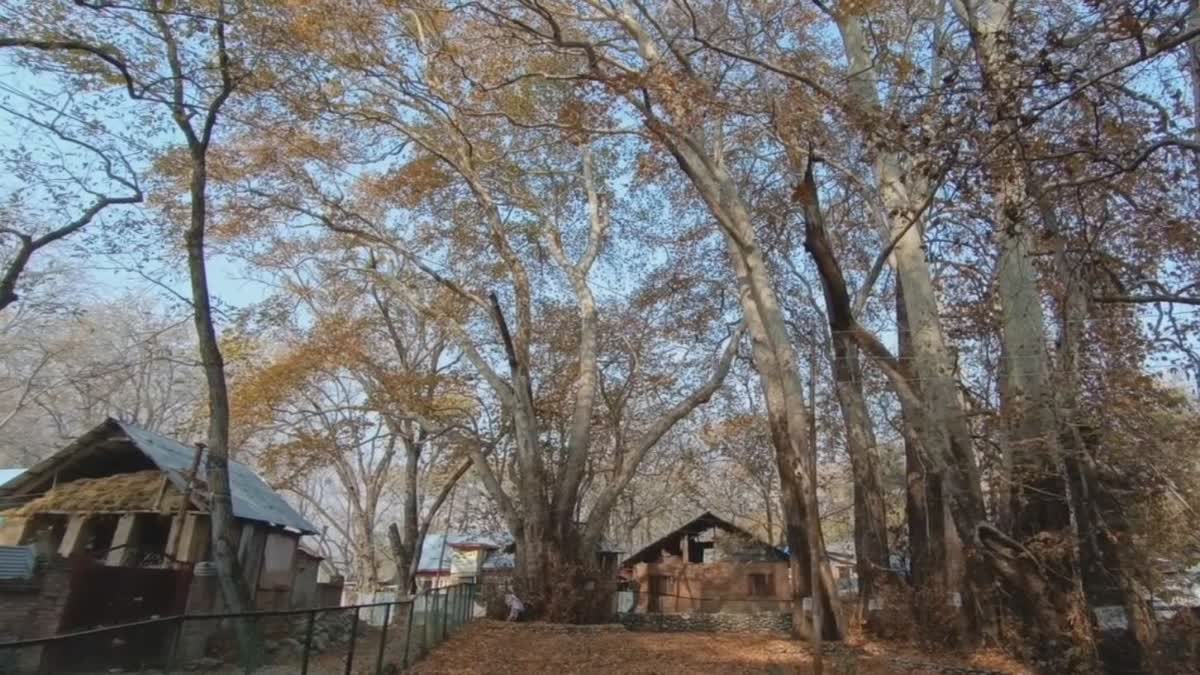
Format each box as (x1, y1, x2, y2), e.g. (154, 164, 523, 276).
(407, 621, 1032, 674)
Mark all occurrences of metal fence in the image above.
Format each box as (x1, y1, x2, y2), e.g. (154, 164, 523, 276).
(0, 582, 476, 675)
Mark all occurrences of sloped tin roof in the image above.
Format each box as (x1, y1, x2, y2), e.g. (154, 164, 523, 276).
(0, 419, 316, 535)
(416, 533, 506, 573)
(116, 421, 318, 534)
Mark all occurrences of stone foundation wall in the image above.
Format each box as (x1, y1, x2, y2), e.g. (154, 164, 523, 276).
(618, 611, 792, 634)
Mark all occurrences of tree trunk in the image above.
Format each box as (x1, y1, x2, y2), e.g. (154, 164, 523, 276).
(957, 4, 1098, 670)
(398, 432, 421, 592)
(514, 522, 607, 623)
(1043, 191, 1157, 672)
(830, 335, 889, 614)
(992, 187, 1095, 670)
(833, 8, 1000, 641)
(701, 156, 842, 641)
(795, 160, 891, 630)
(896, 280, 942, 591)
(185, 152, 259, 667)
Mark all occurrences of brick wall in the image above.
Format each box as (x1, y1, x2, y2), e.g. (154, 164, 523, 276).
(631, 560, 792, 614)
(0, 559, 72, 671)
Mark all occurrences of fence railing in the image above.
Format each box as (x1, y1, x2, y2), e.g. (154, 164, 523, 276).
(0, 582, 476, 675)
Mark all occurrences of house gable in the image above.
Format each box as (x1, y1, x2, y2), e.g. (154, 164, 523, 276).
(621, 511, 786, 567)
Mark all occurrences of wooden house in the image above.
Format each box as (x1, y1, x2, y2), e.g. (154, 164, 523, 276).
(0, 418, 320, 610)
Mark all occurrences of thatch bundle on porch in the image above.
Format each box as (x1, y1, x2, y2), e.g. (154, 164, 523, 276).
(3, 470, 185, 516)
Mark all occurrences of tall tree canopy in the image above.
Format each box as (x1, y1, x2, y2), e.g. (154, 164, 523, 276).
(2, 1, 1199, 671)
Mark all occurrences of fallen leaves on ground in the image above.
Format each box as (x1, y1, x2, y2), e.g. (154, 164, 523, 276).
(406, 621, 1033, 674)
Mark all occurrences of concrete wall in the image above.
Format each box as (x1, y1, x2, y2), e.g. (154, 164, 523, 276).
(630, 560, 791, 614)
(315, 580, 344, 608)
(259, 530, 297, 590)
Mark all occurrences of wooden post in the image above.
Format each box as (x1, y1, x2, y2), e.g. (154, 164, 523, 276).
(106, 514, 139, 566)
(168, 444, 205, 565)
(58, 515, 89, 558)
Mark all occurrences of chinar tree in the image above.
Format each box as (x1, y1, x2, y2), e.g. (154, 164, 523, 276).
(228, 1, 740, 618)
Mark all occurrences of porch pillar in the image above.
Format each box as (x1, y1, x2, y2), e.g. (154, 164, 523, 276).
(106, 514, 139, 566)
(177, 514, 210, 563)
(58, 515, 89, 557)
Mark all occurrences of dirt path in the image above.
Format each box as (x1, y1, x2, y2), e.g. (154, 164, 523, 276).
(407, 621, 1032, 675)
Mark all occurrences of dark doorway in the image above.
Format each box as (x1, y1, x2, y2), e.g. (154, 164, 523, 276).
(648, 574, 671, 613)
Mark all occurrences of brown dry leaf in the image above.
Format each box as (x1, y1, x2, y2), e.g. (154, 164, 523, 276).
(406, 621, 1034, 675)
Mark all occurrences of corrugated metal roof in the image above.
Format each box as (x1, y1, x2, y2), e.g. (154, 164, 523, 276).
(0, 545, 35, 580)
(0, 469, 24, 487)
(417, 533, 506, 573)
(116, 421, 318, 534)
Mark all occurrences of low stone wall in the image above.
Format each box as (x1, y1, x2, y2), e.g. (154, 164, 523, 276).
(618, 611, 792, 634)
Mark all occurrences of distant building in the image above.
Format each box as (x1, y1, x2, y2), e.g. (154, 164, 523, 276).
(366, 531, 620, 594)
(0, 469, 23, 488)
(621, 511, 791, 614)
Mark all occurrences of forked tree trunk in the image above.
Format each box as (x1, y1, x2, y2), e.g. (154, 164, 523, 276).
(140, 6, 260, 666)
(833, 9, 999, 641)
(795, 160, 890, 629)
(503, 8, 841, 636)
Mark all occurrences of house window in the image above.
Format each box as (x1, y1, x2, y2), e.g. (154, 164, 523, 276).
(749, 573, 773, 597)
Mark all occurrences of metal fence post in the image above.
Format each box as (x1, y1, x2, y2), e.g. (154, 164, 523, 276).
(167, 615, 185, 674)
(300, 610, 316, 675)
(401, 598, 415, 667)
(343, 607, 359, 675)
(442, 587, 451, 640)
(374, 602, 391, 675)
(424, 589, 432, 655)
